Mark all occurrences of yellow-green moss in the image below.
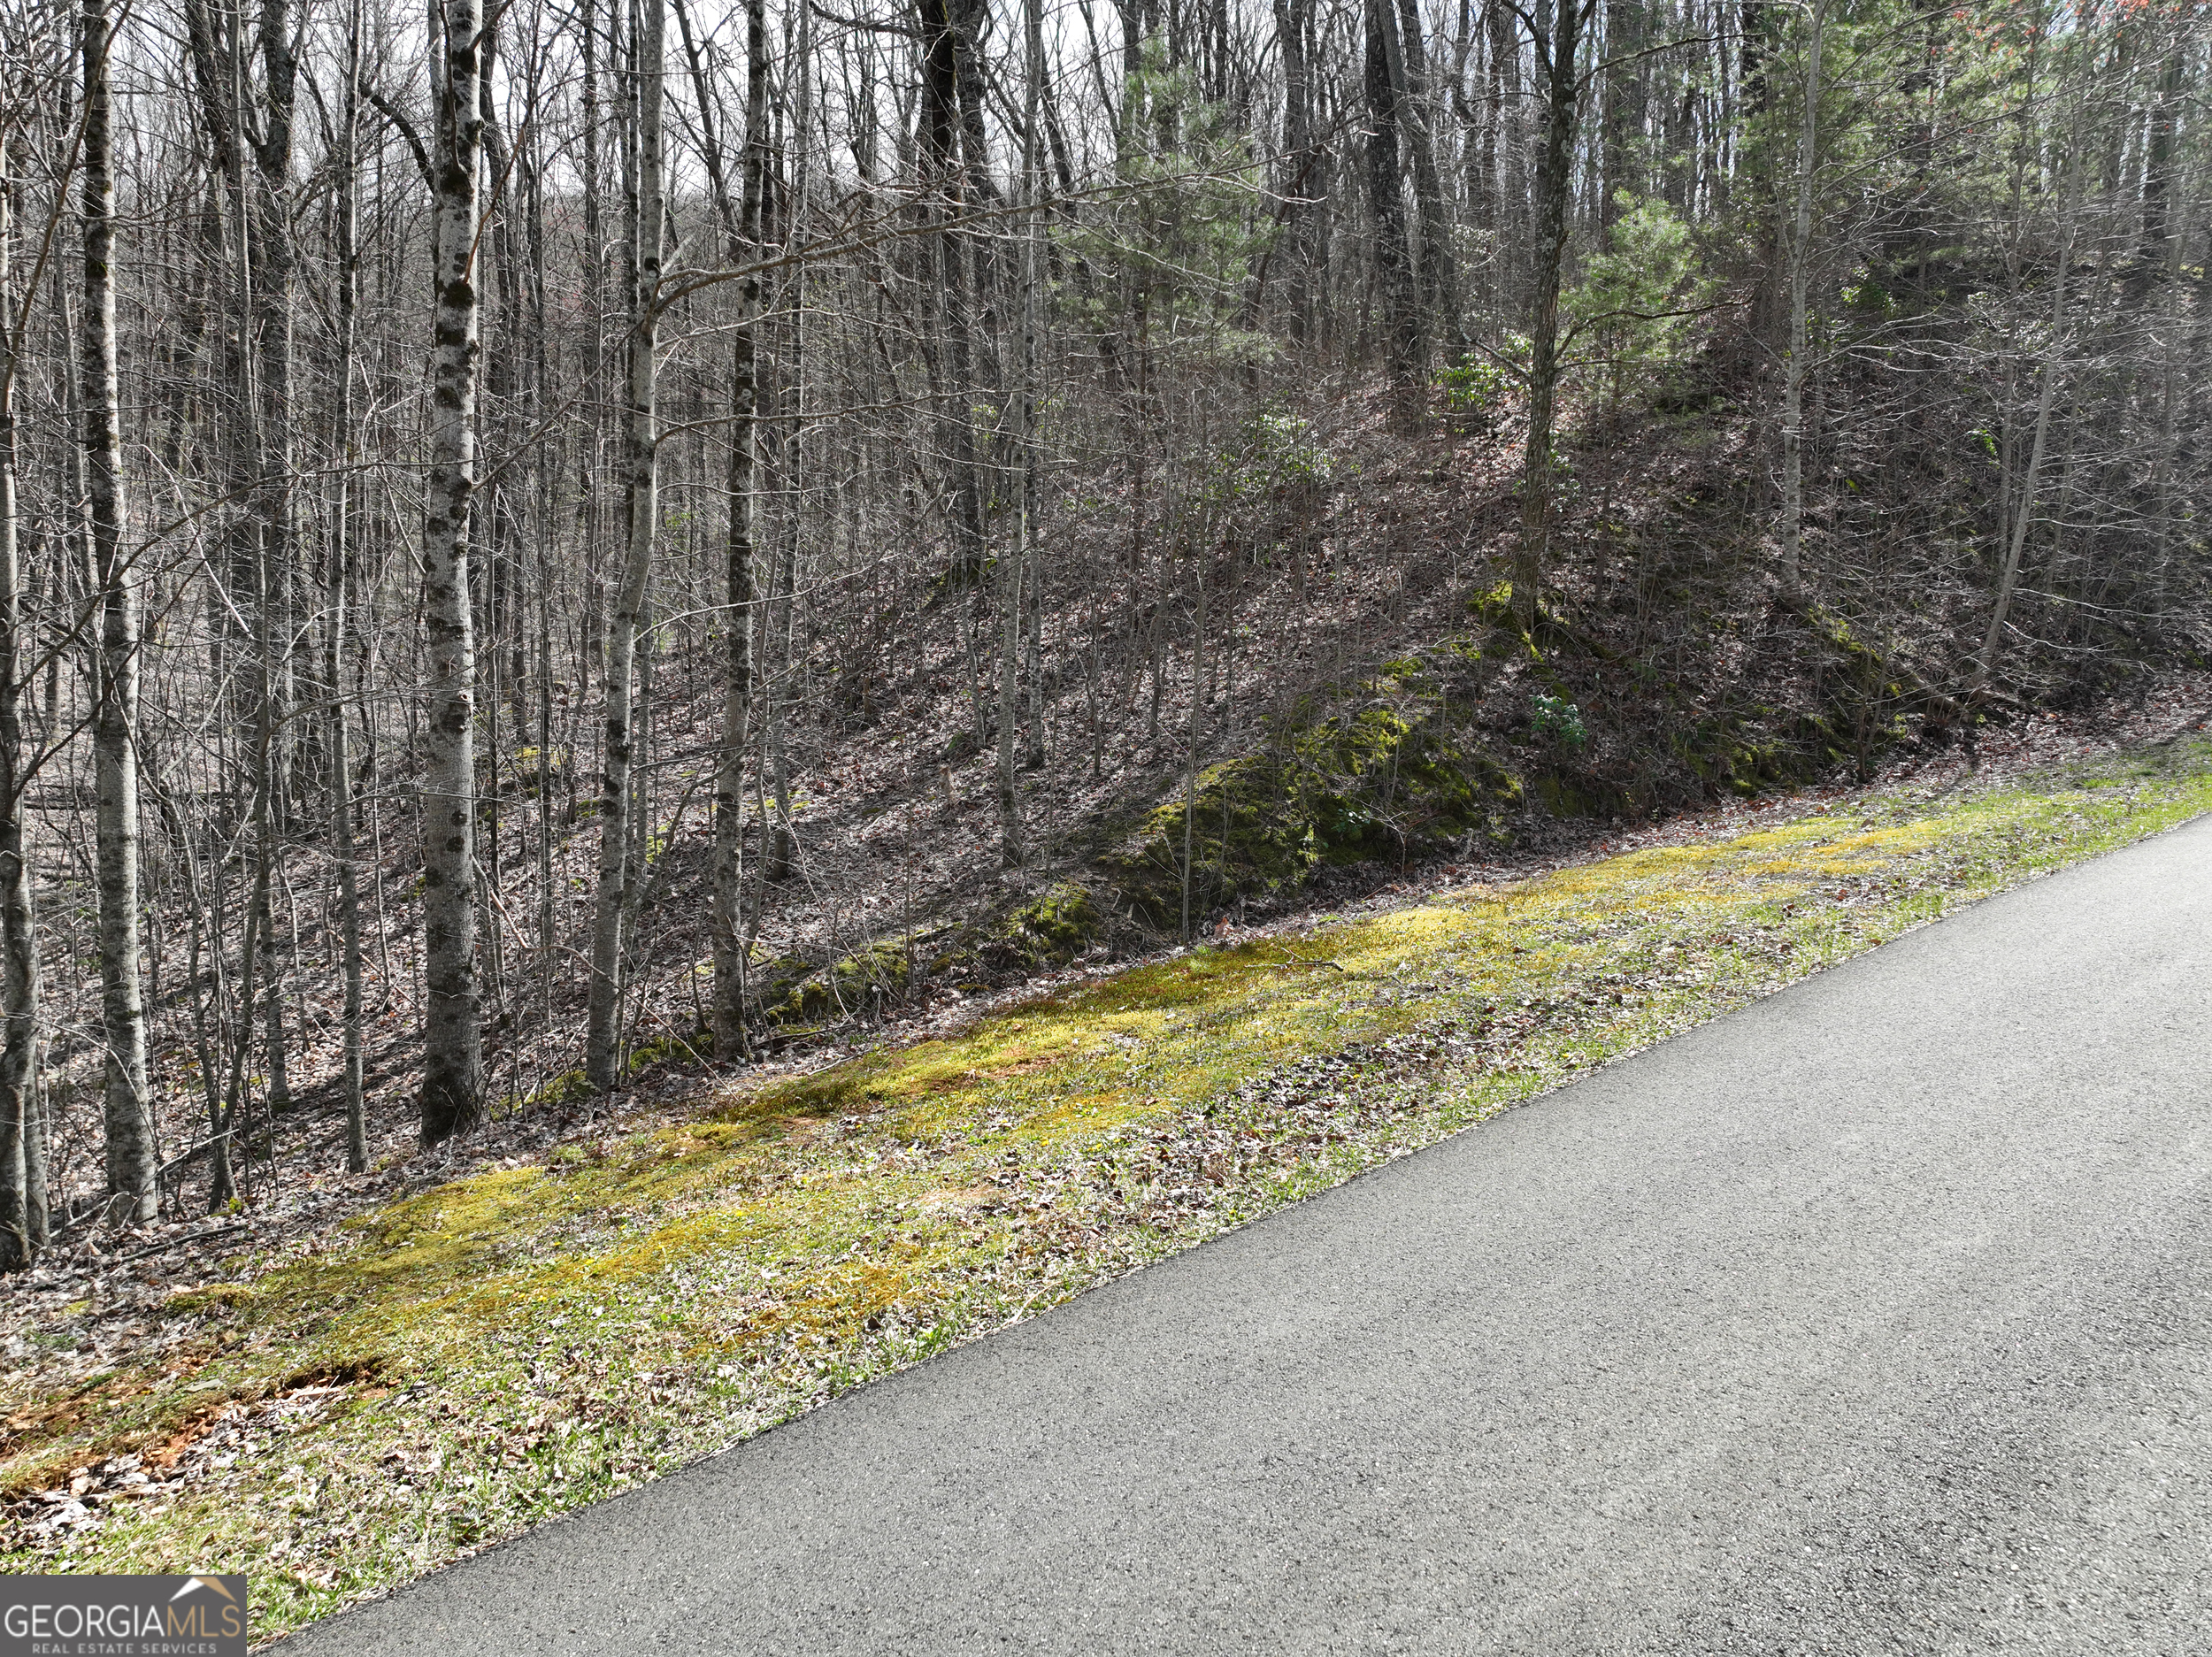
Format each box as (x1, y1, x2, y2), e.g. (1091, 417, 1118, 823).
(9, 739, 2209, 1641)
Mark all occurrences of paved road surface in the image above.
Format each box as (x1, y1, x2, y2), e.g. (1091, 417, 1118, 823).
(288, 816, 2212, 1655)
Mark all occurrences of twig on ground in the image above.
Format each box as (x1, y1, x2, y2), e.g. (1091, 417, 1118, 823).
(99, 1222, 253, 1269)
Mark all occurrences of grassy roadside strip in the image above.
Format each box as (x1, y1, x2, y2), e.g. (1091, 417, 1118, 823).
(5, 736, 2210, 1641)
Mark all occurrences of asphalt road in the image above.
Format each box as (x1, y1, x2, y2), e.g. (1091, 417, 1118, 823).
(288, 815, 2212, 1656)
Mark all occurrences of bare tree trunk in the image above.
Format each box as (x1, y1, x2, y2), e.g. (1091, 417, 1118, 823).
(683, 0, 765, 1058)
(333, 0, 367, 1170)
(251, 481, 287, 1135)
(186, 0, 302, 1134)
(0, 131, 46, 1268)
(85, 0, 156, 1220)
(1179, 564, 1207, 943)
(1600, 0, 1642, 221)
(419, 0, 488, 1143)
(251, 0, 300, 1120)
(1364, 0, 1422, 398)
(1391, 0, 1461, 356)
(994, 486, 1026, 869)
(1973, 116, 2084, 695)
(1512, 0, 1587, 635)
(710, 314, 757, 1053)
(995, 4, 1035, 873)
(1484, 0, 1526, 305)
(918, 0, 989, 588)
(2140, 39, 2186, 603)
(1272, 0, 1315, 339)
(770, 14, 814, 879)
(587, 0, 664, 1093)
(1778, 0, 1821, 595)
(766, 516, 794, 880)
(1019, 0, 1048, 778)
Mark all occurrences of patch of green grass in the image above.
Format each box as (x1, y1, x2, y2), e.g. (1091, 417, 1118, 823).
(7, 738, 2209, 1641)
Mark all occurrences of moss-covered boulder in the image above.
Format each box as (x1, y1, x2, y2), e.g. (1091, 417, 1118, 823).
(987, 883, 1102, 969)
(767, 939, 914, 1025)
(511, 745, 569, 799)
(1105, 700, 1520, 931)
(1103, 756, 1322, 932)
(748, 952, 815, 1018)
(1294, 708, 1521, 860)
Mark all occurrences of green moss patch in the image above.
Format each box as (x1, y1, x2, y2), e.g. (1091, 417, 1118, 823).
(1106, 696, 1521, 928)
(987, 883, 1102, 969)
(7, 739, 2208, 1640)
(767, 938, 920, 1025)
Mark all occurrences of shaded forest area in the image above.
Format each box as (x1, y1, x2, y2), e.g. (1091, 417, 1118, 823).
(0, 0, 2206, 1261)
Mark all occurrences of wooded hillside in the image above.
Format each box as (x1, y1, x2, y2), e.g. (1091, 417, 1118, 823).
(0, 0, 2205, 1260)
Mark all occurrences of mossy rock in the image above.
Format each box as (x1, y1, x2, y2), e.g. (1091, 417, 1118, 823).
(1671, 704, 1873, 799)
(1531, 773, 1588, 817)
(769, 939, 915, 1025)
(1465, 580, 1569, 643)
(748, 953, 814, 1015)
(986, 882, 1102, 969)
(1105, 702, 1520, 930)
(521, 1068, 595, 1113)
(1676, 725, 1791, 796)
(1294, 709, 1521, 860)
(627, 1030, 710, 1070)
(1467, 580, 1518, 627)
(1102, 755, 1324, 931)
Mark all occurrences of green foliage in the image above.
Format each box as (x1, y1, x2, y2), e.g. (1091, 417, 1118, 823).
(1184, 410, 1340, 561)
(1200, 411, 1335, 505)
(1839, 276, 1900, 318)
(1564, 195, 1711, 411)
(1530, 694, 1589, 750)
(1240, 411, 1333, 488)
(1435, 348, 1519, 433)
(1055, 47, 1275, 372)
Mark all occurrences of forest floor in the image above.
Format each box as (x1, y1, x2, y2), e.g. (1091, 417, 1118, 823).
(3, 685, 2208, 1643)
